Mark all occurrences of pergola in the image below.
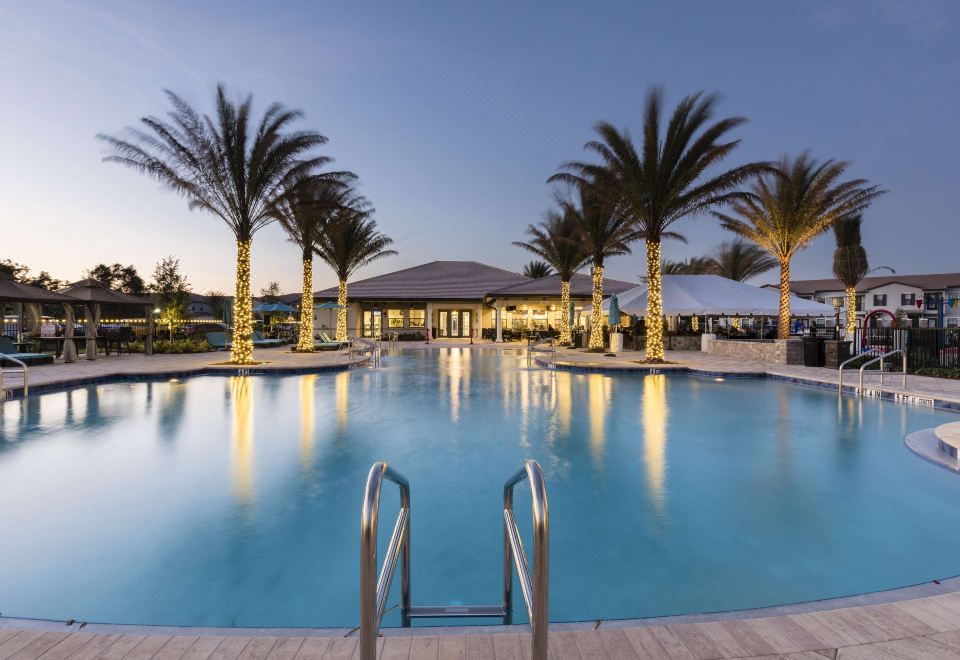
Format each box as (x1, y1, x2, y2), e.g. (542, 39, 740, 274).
(0, 274, 82, 361)
(59, 279, 155, 360)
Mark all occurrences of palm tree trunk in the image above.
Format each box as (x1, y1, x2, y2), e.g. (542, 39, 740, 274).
(297, 253, 314, 352)
(588, 264, 604, 350)
(230, 239, 254, 364)
(845, 286, 857, 336)
(777, 259, 791, 340)
(645, 240, 664, 361)
(559, 279, 571, 345)
(336, 279, 348, 341)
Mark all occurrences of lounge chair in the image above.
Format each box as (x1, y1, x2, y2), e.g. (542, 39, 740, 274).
(205, 331, 232, 351)
(314, 331, 349, 351)
(0, 336, 54, 366)
(252, 331, 285, 348)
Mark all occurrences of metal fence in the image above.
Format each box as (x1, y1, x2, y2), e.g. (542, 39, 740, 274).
(854, 327, 960, 370)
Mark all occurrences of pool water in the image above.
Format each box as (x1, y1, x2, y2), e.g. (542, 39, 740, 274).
(1, 348, 959, 628)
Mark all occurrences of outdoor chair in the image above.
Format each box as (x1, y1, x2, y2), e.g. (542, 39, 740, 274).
(205, 331, 232, 350)
(0, 336, 54, 366)
(314, 331, 349, 351)
(252, 331, 285, 348)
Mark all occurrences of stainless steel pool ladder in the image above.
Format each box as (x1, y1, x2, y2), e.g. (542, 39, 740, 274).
(527, 336, 557, 366)
(838, 348, 906, 394)
(359, 459, 549, 660)
(0, 352, 29, 397)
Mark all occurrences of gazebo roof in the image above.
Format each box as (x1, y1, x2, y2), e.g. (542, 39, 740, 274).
(0, 273, 79, 304)
(59, 279, 152, 306)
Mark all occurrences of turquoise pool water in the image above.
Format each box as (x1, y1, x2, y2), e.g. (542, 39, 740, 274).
(1, 348, 959, 628)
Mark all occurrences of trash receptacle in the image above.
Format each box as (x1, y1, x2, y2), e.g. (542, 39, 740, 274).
(802, 337, 826, 367)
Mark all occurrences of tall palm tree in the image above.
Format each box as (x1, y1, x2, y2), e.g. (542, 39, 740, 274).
(272, 175, 355, 351)
(709, 239, 777, 281)
(662, 256, 714, 275)
(555, 183, 637, 351)
(832, 215, 893, 336)
(551, 88, 767, 362)
(99, 85, 328, 364)
(522, 260, 555, 279)
(715, 154, 885, 338)
(313, 194, 397, 340)
(513, 210, 589, 344)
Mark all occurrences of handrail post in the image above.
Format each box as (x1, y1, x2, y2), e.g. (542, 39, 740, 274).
(503, 459, 549, 660)
(360, 462, 411, 660)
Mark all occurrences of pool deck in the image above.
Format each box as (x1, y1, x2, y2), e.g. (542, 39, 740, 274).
(0, 347, 368, 397)
(7, 586, 960, 658)
(6, 342, 960, 657)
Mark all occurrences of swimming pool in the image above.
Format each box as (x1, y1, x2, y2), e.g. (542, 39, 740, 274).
(0, 347, 958, 629)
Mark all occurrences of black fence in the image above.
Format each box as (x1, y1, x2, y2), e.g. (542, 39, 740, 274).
(853, 327, 960, 370)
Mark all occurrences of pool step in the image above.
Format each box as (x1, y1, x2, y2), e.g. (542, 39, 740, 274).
(406, 605, 507, 619)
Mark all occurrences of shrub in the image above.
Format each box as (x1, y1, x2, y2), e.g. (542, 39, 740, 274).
(130, 338, 214, 354)
(912, 367, 960, 380)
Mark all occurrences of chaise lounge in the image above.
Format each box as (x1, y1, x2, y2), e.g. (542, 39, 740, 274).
(205, 331, 232, 351)
(0, 336, 55, 366)
(252, 331, 285, 348)
(314, 331, 349, 351)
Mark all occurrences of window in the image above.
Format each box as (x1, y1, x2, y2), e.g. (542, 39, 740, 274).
(901, 293, 916, 306)
(873, 294, 887, 307)
(949, 318, 959, 328)
(387, 309, 404, 329)
(855, 295, 864, 311)
(408, 309, 425, 328)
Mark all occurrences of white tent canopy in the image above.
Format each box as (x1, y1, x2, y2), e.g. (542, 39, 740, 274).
(586, 274, 835, 317)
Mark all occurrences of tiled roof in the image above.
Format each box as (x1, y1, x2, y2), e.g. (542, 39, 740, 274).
(487, 273, 637, 298)
(787, 273, 960, 295)
(314, 261, 530, 300)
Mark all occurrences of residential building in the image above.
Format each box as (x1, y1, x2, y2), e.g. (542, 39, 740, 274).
(779, 273, 960, 328)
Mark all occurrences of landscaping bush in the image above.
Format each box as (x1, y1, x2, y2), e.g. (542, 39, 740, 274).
(130, 338, 214, 354)
(912, 367, 960, 380)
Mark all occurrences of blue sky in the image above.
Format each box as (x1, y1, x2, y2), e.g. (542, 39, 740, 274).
(1, 1, 957, 293)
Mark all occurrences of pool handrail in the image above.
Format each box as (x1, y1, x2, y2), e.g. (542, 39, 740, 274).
(527, 336, 557, 365)
(838, 347, 883, 393)
(0, 352, 29, 397)
(859, 349, 907, 393)
(503, 459, 549, 660)
(359, 462, 410, 660)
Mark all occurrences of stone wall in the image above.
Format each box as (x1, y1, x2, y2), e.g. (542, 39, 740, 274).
(707, 338, 803, 365)
(666, 335, 702, 351)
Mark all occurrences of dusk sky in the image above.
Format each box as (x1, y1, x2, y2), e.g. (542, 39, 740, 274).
(1, 1, 958, 294)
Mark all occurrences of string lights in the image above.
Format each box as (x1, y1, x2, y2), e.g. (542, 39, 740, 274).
(336, 279, 348, 341)
(645, 241, 664, 361)
(297, 259, 314, 352)
(560, 279, 571, 345)
(230, 239, 254, 364)
(778, 264, 791, 338)
(845, 286, 857, 334)
(691, 315, 699, 332)
(589, 266, 605, 350)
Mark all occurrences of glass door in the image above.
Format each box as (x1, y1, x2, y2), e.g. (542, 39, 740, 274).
(450, 311, 460, 337)
(439, 311, 448, 337)
(462, 311, 471, 338)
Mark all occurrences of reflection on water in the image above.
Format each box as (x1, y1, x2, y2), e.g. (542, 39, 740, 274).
(442, 348, 469, 422)
(335, 371, 349, 432)
(556, 371, 572, 436)
(300, 375, 316, 469)
(230, 376, 254, 506)
(588, 374, 611, 459)
(641, 374, 667, 509)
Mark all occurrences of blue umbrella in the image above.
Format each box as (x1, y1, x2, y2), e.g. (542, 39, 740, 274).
(253, 302, 295, 314)
(607, 294, 621, 328)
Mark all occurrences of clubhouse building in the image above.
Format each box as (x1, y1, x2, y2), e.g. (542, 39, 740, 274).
(311, 261, 635, 340)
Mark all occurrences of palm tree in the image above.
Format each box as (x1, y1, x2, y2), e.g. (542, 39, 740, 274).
(832, 215, 893, 336)
(513, 210, 589, 344)
(522, 260, 555, 279)
(554, 183, 637, 351)
(662, 256, 714, 275)
(99, 85, 328, 364)
(272, 175, 355, 351)
(710, 239, 777, 281)
(551, 88, 767, 362)
(715, 154, 885, 338)
(313, 194, 397, 340)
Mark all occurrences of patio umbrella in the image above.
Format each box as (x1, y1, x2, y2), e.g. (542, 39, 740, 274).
(253, 302, 296, 314)
(223, 297, 234, 325)
(607, 294, 620, 329)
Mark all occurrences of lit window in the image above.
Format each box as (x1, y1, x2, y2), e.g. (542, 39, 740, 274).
(408, 309, 425, 328)
(387, 309, 404, 328)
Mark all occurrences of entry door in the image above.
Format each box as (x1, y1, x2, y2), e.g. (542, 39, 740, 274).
(462, 311, 471, 338)
(450, 311, 460, 337)
(439, 311, 448, 337)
